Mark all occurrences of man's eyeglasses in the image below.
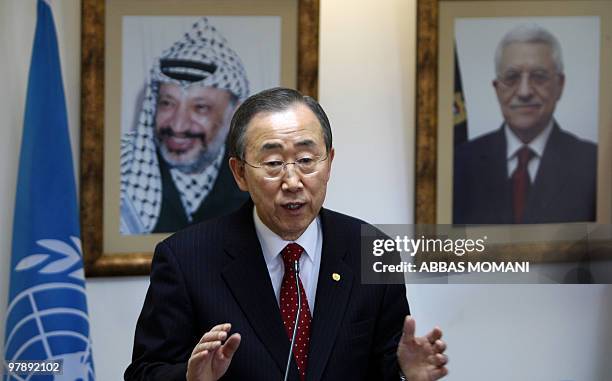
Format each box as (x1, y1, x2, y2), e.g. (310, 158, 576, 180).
(242, 154, 328, 179)
(497, 70, 558, 88)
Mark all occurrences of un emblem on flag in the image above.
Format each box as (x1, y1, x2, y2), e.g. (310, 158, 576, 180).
(4, 237, 94, 380)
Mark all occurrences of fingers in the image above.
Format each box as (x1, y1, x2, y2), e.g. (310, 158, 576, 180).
(430, 366, 449, 380)
(190, 345, 214, 363)
(397, 317, 449, 380)
(198, 323, 232, 343)
(434, 339, 447, 353)
(428, 353, 448, 367)
(187, 343, 215, 377)
(192, 339, 223, 357)
(188, 324, 240, 381)
(428, 351, 448, 380)
(401, 316, 444, 350)
(192, 323, 234, 357)
(198, 330, 228, 346)
(425, 326, 443, 344)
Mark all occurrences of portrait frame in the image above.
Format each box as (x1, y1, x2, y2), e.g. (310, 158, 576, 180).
(415, 0, 612, 262)
(80, 0, 320, 276)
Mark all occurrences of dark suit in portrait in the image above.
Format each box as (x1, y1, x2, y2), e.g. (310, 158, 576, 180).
(453, 124, 597, 224)
(125, 201, 410, 381)
(152, 147, 248, 233)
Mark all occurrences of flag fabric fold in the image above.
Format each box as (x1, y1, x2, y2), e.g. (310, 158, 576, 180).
(3, 1, 95, 380)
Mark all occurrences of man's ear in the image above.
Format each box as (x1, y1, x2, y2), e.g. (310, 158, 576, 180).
(322, 147, 335, 182)
(229, 157, 249, 192)
(556, 73, 565, 101)
(327, 147, 335, 165)
(492, 79, 500, 91)
(492, 79, 504, 101)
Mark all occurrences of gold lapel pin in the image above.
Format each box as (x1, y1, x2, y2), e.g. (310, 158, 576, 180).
(332, 273, 341, 282)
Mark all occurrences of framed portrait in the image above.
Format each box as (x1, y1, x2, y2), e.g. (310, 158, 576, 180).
(81, 0, 319, 276)
(416, 0, 612, 261)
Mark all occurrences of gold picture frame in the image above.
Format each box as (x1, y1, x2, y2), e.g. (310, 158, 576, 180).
(80, 0, 320, 276)
(415, 0, 612, 263)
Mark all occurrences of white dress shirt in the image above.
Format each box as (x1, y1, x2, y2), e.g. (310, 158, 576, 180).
(253, 207, 322, 315)
(505, 120, 554, 182)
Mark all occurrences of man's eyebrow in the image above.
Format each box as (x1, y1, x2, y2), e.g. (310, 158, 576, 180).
(259, 139, 317, 152)
(260, 142, 283, 151)
(191, 97, 213, 103)
(158, 92, 176, 100)
(294, 139, 316, 148)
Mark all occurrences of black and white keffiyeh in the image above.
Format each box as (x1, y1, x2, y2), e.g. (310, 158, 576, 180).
(170, 146, 225, 222)
(120, 17, 249, 234)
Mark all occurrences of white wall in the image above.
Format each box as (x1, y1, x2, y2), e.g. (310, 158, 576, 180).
(320, 0, 414, 223)
(1, 1, 611, 380)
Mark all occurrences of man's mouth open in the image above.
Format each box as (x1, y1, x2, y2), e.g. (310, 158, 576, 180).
(164, 136, 197, 152)
(282, 202, 305, 211)
(157, 128, 205, 153)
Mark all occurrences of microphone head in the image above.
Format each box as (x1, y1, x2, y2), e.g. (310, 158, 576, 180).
(294, 260, 300, 273)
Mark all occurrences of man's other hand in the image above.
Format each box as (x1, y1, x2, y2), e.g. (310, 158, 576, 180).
(397, 316, 448, 380)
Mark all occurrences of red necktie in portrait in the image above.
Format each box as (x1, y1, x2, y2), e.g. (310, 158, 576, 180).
(280, 243, 311, 381)
(512, 146, 535, 223)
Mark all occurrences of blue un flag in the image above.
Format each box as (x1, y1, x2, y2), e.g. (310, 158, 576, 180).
(3, 1, 95, 380)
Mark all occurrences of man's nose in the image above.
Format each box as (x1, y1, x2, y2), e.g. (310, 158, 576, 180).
(170, 104, 191, 132)
(280, 164, 303, 192)
(516, 73, 534, 99)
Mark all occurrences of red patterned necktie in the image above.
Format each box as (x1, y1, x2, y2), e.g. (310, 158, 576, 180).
(280, 243, 311, 381)
(512, 146, 535, 223)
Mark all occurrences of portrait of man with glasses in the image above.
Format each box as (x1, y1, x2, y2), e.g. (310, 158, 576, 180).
(453, 23, 597, 224)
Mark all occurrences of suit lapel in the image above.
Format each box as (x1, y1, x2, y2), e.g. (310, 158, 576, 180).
(481, 128, 513, 223)
(525, 124, 566, 222)
(484, 127, 510, 190)
(306, 209, 354, 381)
(220, 202, 295, 378)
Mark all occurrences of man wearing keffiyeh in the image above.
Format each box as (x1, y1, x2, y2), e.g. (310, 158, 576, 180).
(120, 17, 249, 234)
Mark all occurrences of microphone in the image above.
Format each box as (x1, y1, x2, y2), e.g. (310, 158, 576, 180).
(283, 260, 302, 381)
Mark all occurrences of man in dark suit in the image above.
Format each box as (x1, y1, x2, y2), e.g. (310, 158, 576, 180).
(125, 88, 449, 380)
(453, 24, 597, 224)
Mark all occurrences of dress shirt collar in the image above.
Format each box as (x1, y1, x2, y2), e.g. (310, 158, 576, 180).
(253, 206, 320, 265)
(505, 119, 554, 160)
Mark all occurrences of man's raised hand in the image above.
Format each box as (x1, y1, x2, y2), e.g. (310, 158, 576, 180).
(187, 323, 241, 381)
(397, 316, 448, 380)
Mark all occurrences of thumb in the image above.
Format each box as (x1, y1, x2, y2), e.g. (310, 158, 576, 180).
(219, 333, 241, 359)
(402, 316, 416, 341)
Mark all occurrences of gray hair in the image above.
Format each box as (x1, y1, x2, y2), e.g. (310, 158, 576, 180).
(494, 24, 564, 76)
(228, 87, 333, 159)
